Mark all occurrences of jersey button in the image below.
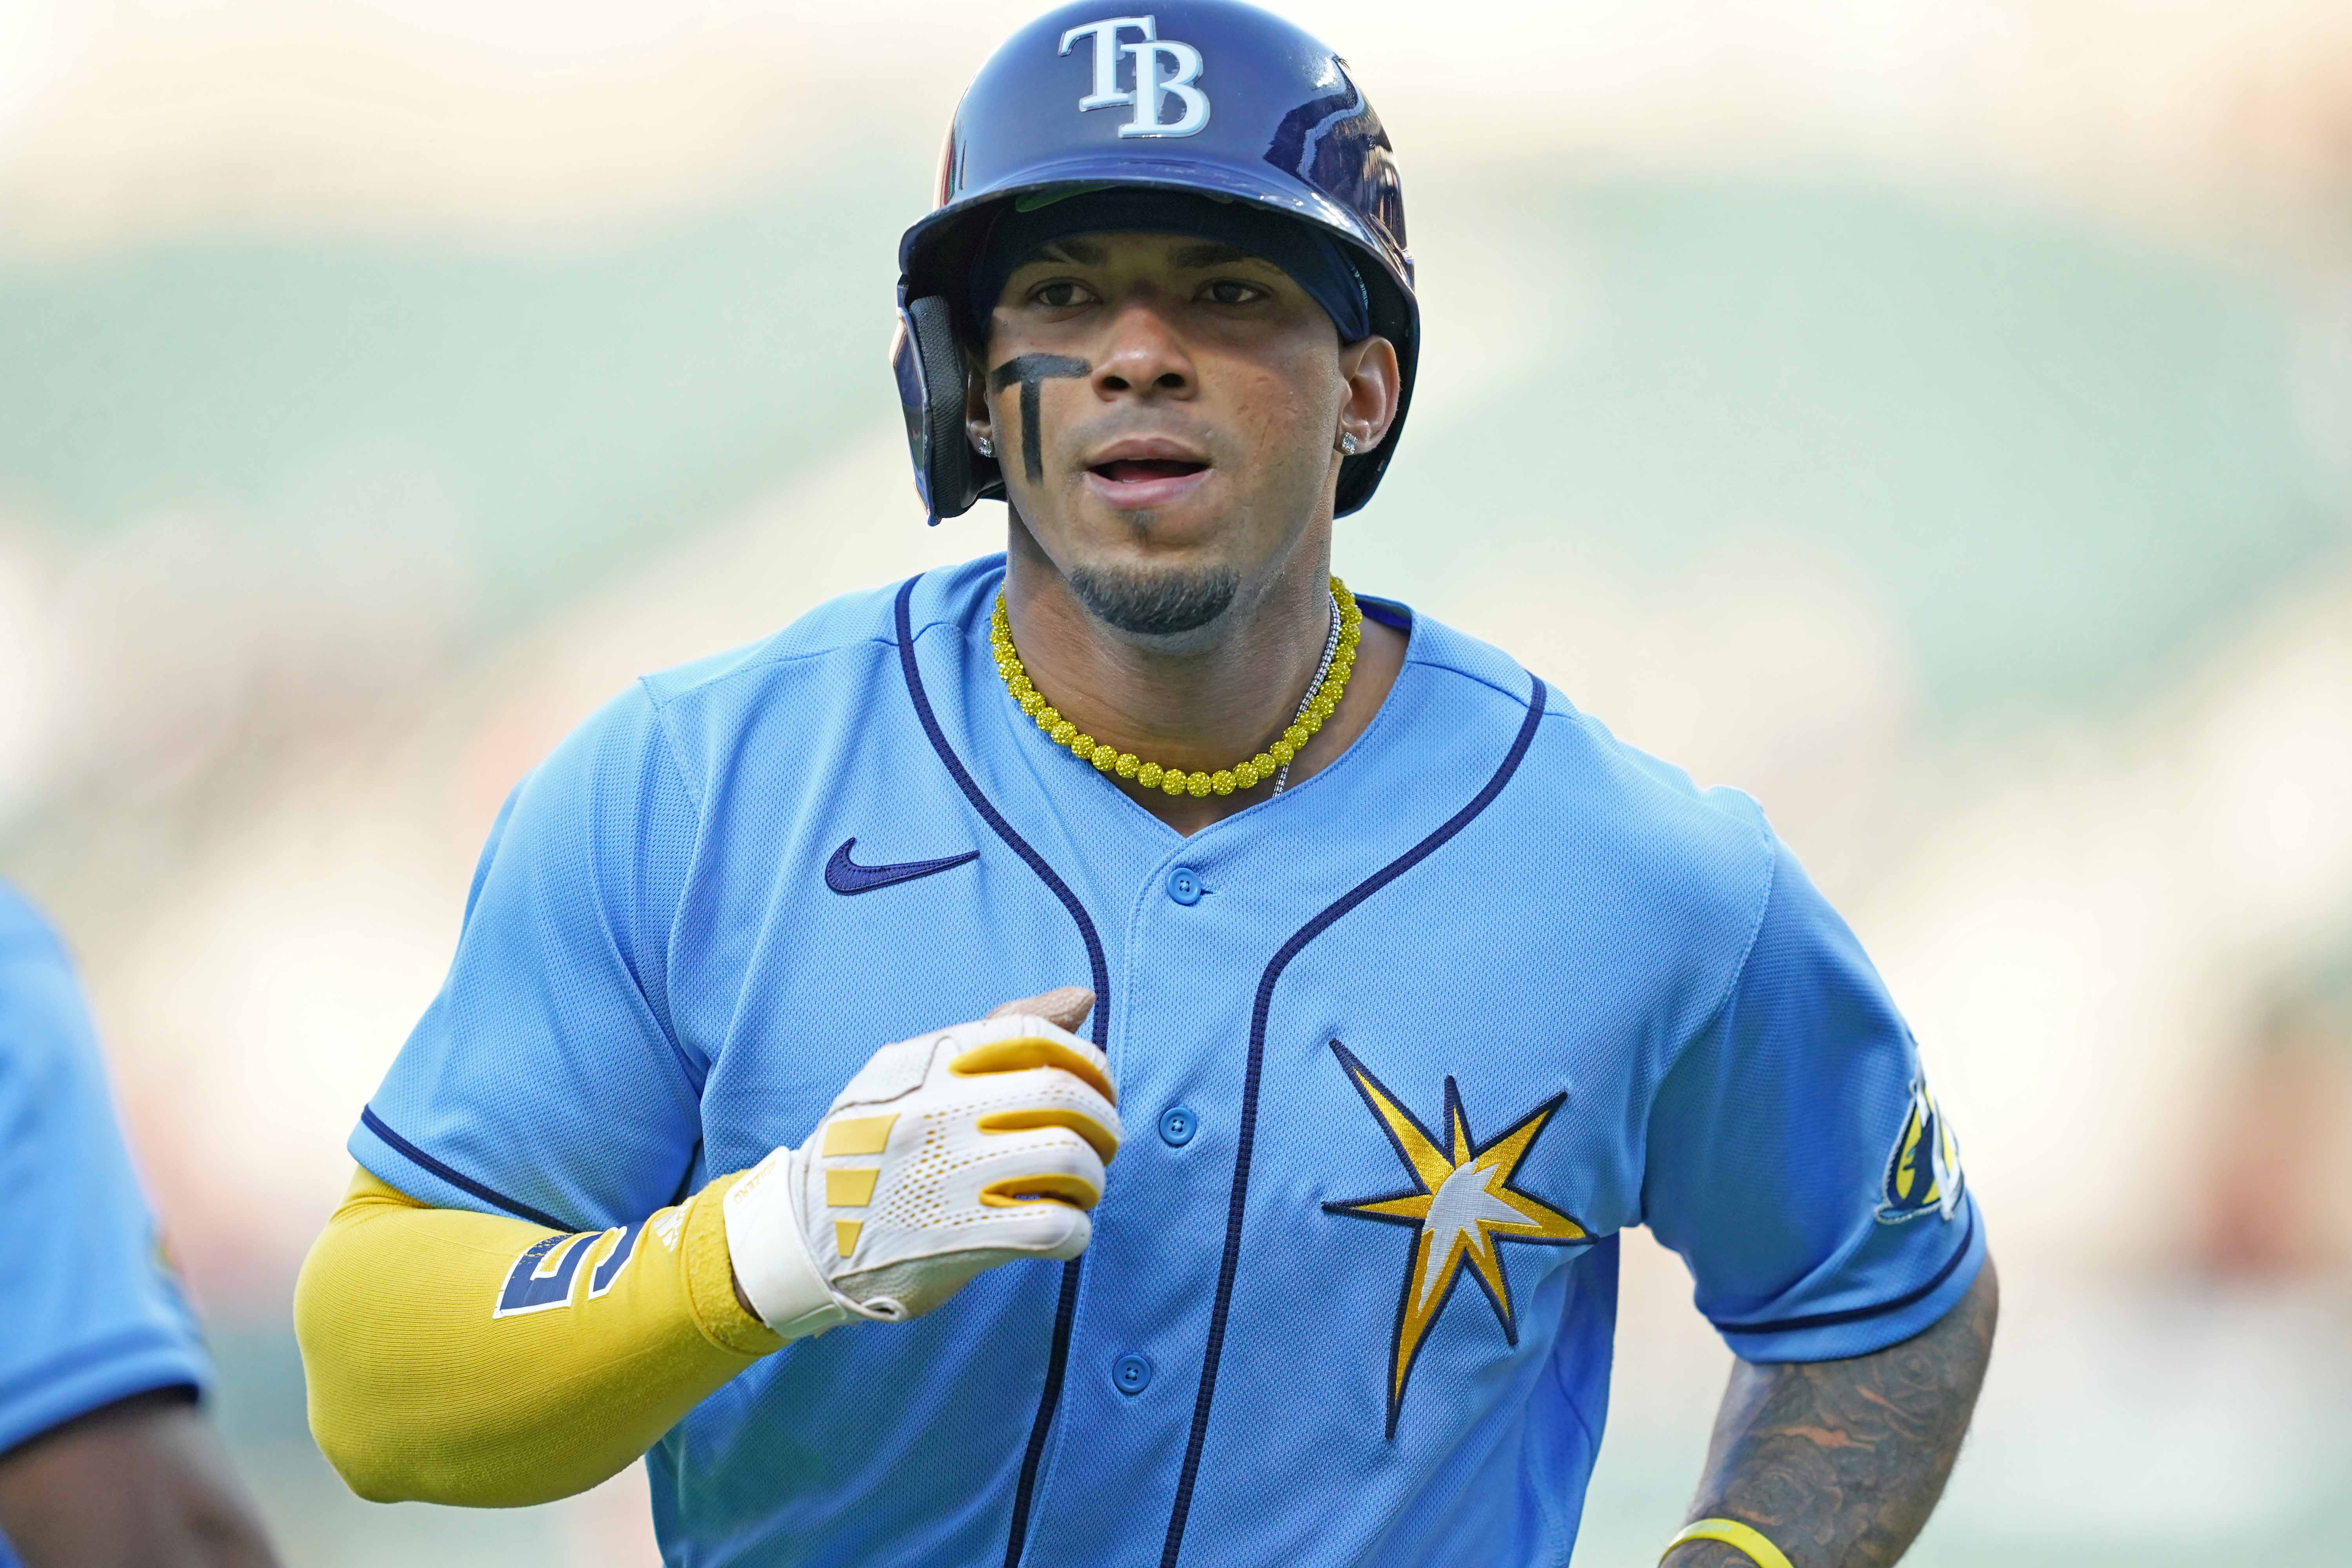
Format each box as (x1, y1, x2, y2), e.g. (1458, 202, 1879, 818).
(1165, 866, 1203, 905)
(1158, 1106, 1197, 1147)
(1113, 1353, 1153, 1396)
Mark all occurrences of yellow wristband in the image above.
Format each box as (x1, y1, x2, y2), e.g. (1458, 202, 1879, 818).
(1661, 1518, 1795, 1568)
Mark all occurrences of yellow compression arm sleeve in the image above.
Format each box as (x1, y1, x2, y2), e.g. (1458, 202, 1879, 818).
(294, 1165, 783, 1507)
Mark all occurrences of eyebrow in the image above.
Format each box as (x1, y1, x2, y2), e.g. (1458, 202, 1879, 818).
(1014, 237, 1276, 272)
(1170, 241, 1265, 269)
(1035, 237, 1107, 266)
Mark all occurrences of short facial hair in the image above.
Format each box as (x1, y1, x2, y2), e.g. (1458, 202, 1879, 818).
(1067, 563, 1241, 637)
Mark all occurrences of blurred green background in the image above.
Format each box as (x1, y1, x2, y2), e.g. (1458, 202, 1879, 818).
(3, 1, 2350, 1563)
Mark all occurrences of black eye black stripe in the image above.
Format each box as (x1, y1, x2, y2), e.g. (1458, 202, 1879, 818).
(990, 354, 1090, 482)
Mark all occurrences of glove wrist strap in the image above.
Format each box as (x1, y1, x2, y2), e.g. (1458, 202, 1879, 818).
(721, 1148, 857, 1339)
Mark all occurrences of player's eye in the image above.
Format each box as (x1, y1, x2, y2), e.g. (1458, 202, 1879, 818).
(1199, 279, 1267, 306)
(1027, 279, 1099, 309)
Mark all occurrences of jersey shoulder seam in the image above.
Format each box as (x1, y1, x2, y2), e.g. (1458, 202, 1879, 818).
(1405, 651, 1541, 710)
(1630, 814, 1775, 1230)
(1665, 811, 1780, 1085)
(629, 619, 914, 807)
(640, 632, 904, 708)
(636, 679, 707, 817)
(614, 689, 712, 1090)
(630, 568, 978, 726)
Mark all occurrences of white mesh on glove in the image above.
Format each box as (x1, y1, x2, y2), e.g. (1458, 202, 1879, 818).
(723, 989, 1119, 1338)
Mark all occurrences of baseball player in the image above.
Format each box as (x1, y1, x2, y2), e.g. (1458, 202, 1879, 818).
(0, 883, 280, 1568)
(296, 4, 1996, 1565)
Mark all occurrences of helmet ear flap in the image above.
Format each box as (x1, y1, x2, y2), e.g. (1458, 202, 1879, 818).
(892, 295, 1002, 523)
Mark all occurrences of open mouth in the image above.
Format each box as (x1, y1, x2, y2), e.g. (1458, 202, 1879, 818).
(1091, 458, 1208, 483)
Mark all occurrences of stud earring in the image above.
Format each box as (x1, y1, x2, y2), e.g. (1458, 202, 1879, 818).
(1337, 431, 1359, 456)
(975, 433, 994, 457)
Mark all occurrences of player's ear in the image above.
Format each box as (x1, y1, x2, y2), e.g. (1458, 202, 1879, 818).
(1336, 334, 1402, 456)
(962, 342, 995, 460)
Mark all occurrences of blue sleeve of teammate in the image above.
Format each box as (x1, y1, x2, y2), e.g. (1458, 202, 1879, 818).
(0, 891, 210, 1460)
(1641, 834, 1985, 1363)
(351, 684, 704, 1232)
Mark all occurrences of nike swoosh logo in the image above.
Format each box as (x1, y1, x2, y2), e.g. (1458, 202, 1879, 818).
(823, 837, 980, 896)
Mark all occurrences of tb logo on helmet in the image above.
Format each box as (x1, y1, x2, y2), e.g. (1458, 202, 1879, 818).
(1058, 16, 1211, 138)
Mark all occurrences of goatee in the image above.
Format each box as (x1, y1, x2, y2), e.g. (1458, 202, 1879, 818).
(1067, 564, 1241, 637)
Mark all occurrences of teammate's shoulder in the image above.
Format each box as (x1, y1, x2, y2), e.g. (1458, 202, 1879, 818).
(0, 882, 93, 1079)
(0, 880, 65, 960)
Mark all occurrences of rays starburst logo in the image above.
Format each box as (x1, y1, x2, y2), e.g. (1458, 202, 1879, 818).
(1323, 1042, 1594, 1437)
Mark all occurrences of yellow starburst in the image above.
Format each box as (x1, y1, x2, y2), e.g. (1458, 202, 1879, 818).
(1324, 1042, 1593, 1437)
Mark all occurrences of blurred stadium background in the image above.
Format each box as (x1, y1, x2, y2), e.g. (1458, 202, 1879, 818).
(4, 1, 2350, 1562)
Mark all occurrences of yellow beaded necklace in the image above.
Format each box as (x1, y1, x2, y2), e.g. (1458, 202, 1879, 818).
(990, 577, 1364, 799)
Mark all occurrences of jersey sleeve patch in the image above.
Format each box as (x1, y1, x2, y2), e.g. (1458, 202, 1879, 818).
(1876, 1072, 1963, 1225)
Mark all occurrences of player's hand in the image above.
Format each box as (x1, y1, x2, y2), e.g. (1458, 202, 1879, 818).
(722, 988, 1119, 1337)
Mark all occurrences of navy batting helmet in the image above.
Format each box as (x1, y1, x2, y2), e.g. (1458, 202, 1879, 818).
(892, 0, 1417, 522)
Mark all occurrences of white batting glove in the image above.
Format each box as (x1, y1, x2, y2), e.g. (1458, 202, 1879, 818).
(723, 989, 1119, 1338)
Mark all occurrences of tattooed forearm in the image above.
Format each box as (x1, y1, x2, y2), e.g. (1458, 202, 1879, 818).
(989, 354, 1090, 482)
(1665, 1257, 1998, 1568)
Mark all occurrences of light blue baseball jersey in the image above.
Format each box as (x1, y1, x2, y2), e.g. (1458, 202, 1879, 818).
(356, 555, 1983, 1568)
(0, 886, 211, 1564)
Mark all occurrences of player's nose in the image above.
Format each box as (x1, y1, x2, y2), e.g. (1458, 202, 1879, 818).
(1091, 301, 1196, 401)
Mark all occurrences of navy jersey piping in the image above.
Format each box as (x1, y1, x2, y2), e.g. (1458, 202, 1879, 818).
(1158, 674, 1549, 1568)
(1713, 1204, 1978, 1337)
(892, 574, 1107, 1568)
(359, 1107, 571, 1231)
(893, 577, 1112, 1028)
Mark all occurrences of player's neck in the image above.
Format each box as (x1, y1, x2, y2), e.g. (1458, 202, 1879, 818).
(1000, 527, 1406, 835)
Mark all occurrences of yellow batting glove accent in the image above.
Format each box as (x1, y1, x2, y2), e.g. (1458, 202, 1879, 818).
(948, 1036, 1117, 1104)
(824, 1168, 881, 1206)
(1662, 1518, 1796, 1568)
(975, 1105, 1120, 1163)
(821, 1114, 897, 1156)
(978, 1173, 1100, 1209)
